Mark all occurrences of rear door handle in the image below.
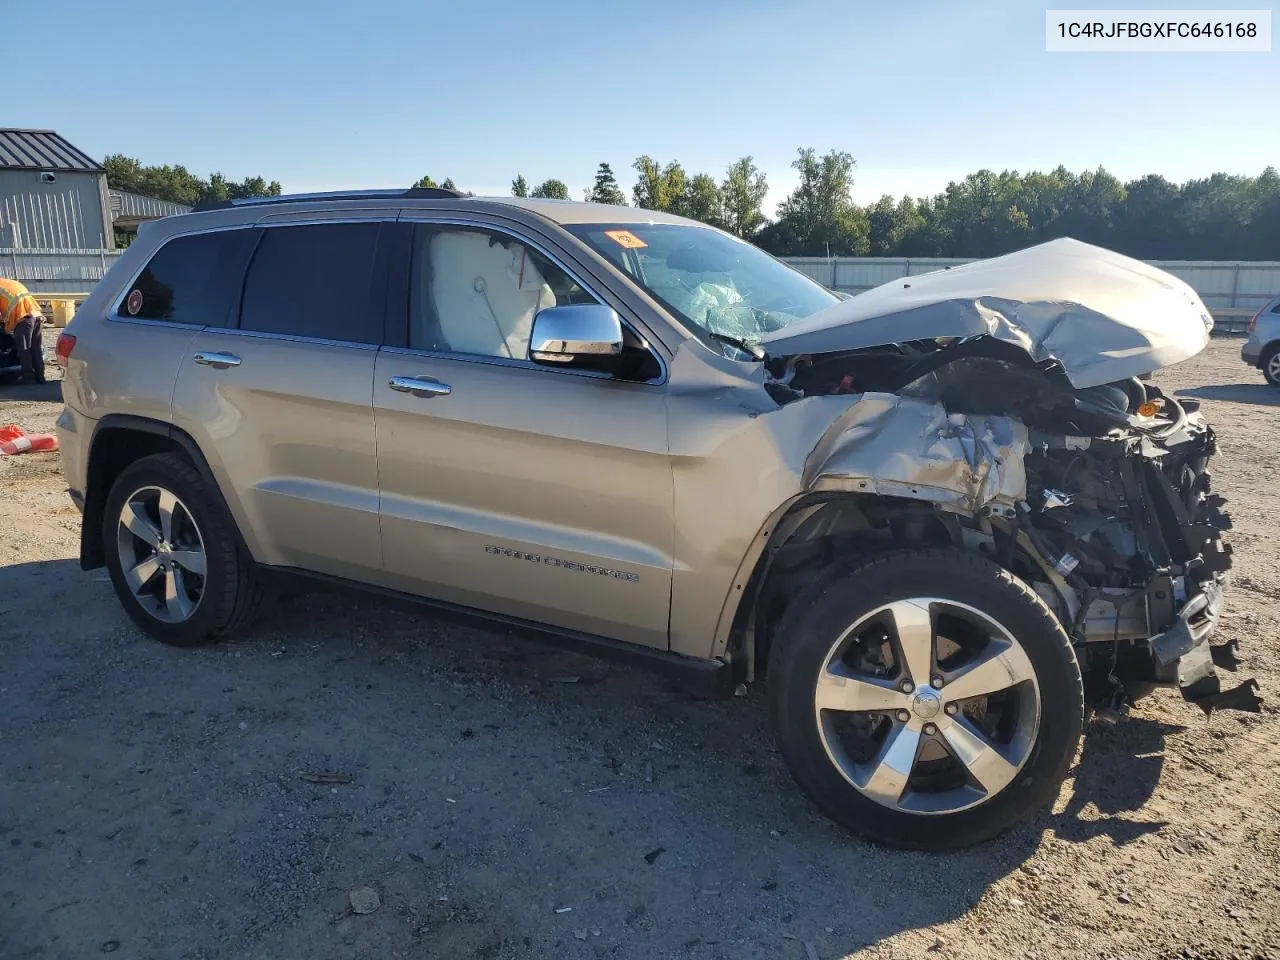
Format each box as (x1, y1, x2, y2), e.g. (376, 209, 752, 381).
(388, 375, 451, 398)
(193, 351, 242, 369)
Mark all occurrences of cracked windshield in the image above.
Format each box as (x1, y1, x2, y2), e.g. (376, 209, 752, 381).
(567, 223, 837, 355)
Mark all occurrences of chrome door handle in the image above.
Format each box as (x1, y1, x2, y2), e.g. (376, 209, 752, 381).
(388, 375, 451, 398)
(193, 351, 242, 369)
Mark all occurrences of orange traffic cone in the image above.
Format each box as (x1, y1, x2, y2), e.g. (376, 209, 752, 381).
(0, 425, 58, 455)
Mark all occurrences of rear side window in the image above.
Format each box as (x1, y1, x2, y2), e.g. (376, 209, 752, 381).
(239, 223, 382, 343)
(119, 229, 258, 326)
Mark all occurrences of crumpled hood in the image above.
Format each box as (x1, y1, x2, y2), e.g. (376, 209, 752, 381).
(763, 237, 1214, 389)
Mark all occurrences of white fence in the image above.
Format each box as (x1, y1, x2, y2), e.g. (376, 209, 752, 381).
(2, 248, 121, 296)
(784, 256, 1280, 333)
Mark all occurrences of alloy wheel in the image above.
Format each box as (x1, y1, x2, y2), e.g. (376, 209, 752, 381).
(116, 485, 207, 623)
(1267, 351, 1280, 384)
(813, 598, 1041, 815)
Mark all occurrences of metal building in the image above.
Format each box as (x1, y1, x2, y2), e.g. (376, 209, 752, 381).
(0, 128, 115, 250)
(0, 129, 190, 296)
(108, 187, 191, 231)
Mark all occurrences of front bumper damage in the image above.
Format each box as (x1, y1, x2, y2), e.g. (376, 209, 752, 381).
(1151, 578, 1261, 713)
(1011, 408, 1258, 715)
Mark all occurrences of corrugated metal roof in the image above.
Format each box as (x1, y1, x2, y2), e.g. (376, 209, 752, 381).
(109, 188, 191, 223)
(0, 129, 102, 172)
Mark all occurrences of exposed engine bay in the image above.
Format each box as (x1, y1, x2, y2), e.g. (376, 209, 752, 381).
(758, 335, 1258, 714)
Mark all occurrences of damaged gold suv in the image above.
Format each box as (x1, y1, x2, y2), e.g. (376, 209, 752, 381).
(55, 189, 1253, 849)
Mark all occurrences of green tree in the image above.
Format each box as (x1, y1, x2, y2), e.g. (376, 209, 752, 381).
(1112, 174, 1182, 258)
(531, 178, 570, 200)
(681, 173, 724, 227)
(104, 154, 281, 206)
(927, 169, 1032, 258)
(586, 163, 627, 205)
(867, 195, 898, 255)
(413, 174, 438, 189)
(720, 156, 769, 239)
(1247, 167, 1280, 259)
(441, 177, 457, 191)
(889, 197, 932, 255)
(631, 156, 688, 212)
(762, 148, 869, 256)
(1052, 167, 1126, 248)
(511, 174, 529, 198)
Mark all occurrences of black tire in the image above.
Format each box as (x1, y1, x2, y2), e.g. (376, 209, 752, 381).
(1261, 344, 1280, 386)
(102, 452, 262, 646)
(768, 547, 1083, 850)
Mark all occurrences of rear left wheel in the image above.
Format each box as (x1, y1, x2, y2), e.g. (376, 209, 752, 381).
(103, 452, 261, 645)
(768, 548, 1083, 850)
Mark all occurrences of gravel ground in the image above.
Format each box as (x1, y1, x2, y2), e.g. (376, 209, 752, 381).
(2, 338, 1278, 960)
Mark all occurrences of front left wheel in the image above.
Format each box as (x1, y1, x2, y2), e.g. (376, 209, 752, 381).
(103, 452, 262, 645)
(768, 548, 1084, 850)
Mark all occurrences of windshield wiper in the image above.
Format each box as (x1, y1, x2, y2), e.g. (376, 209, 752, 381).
(708, 331, 768, 361)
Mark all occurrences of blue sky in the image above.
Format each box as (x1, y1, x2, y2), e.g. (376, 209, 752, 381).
(10, 0, 1277, 213)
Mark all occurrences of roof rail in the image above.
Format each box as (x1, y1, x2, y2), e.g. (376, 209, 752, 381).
(191, 186, 466, 213)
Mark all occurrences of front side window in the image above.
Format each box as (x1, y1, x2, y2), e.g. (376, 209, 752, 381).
(409, 225, 597, 358)
(120, 229, 258, 326)
(565, 223, 837, 355)
(239, 222, 382, 343)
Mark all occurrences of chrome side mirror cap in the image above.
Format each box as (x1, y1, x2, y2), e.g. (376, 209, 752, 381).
(529, 305, 623, 365)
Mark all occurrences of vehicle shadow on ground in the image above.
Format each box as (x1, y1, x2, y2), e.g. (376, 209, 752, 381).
(1178, 383, 1280, 407)
(0, 379, 63, 404)
(1, 565, 1188, 958)
(1051, 716, 1176, 845)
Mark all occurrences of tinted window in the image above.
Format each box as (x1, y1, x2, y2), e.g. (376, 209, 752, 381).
(120, 229, 258, 326)
(239, 223, 382, 343)
(409, 225, 597, 357)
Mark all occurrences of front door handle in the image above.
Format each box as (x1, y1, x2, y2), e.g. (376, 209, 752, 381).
(193, 351, 242, 369)
(388, 375, 451, 398)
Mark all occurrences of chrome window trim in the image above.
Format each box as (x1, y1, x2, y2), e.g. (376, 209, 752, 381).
(105, 317, 213, 333)
(396, 213, 669, 386)
(200, 326, 380, 351)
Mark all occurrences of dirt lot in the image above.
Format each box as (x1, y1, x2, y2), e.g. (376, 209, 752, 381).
(2, 337, 1278, 960)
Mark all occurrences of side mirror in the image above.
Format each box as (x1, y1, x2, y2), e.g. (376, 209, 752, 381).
(529, 305, 623, 366)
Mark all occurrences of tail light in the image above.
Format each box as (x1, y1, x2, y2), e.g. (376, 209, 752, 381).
(1249, 309, 1262, 333)
(55, 332, 76, 368)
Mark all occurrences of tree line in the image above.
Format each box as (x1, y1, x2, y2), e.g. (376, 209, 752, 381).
(420, 152, 1280, 261)
(104, 154, 283, 207)
(107, 151, 1280, 261)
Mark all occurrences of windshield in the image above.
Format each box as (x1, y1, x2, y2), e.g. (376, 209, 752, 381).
(566, 222, 838, 357)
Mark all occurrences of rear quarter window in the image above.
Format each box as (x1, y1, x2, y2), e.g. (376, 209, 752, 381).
(118, 229, 259, 326)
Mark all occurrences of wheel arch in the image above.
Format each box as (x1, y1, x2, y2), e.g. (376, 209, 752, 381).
(81, 415, 243, 570)
(711, 492, 965, 672)
(711, 491, 1066, 683)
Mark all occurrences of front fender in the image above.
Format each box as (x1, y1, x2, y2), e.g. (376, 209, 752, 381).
(803, 393, 1029, 514)
(704, 393, 1030, 662)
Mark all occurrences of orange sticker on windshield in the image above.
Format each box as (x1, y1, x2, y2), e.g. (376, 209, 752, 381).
(604, 229, 647, 249)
